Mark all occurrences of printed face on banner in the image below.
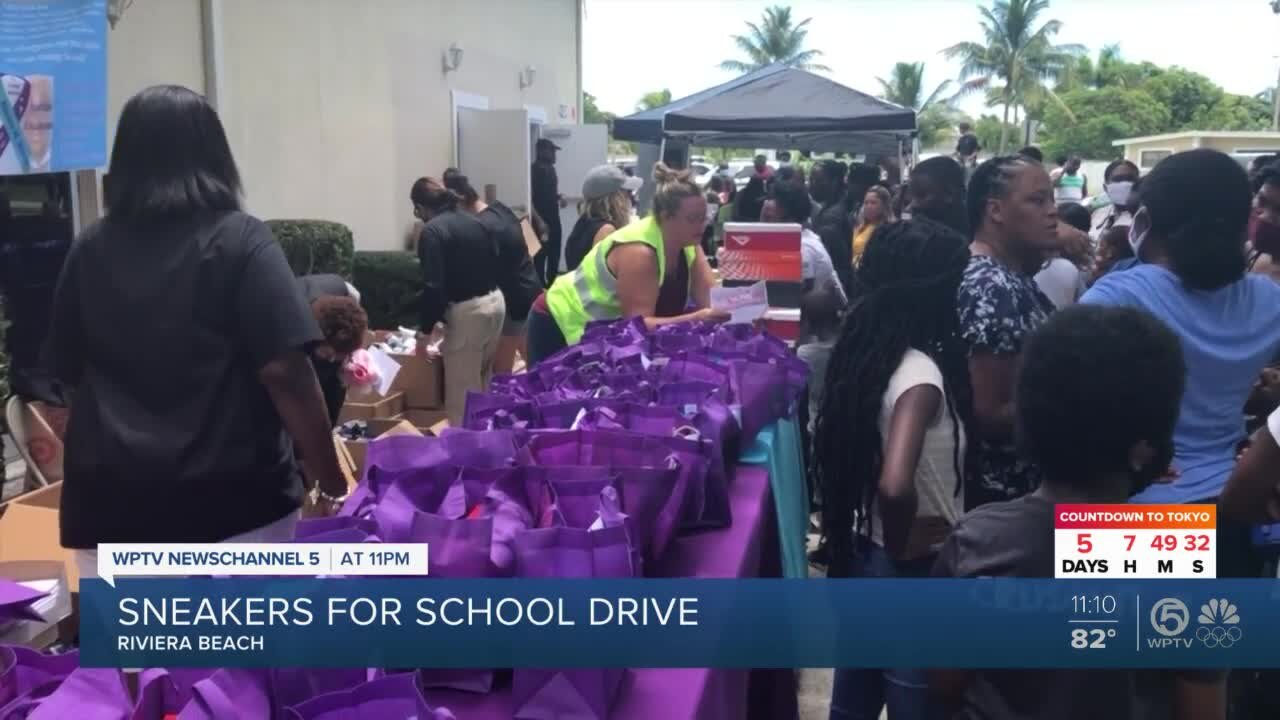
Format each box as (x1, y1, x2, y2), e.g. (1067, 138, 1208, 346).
(0, 0, 107, 175)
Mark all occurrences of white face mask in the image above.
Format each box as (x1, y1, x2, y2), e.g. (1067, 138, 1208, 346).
(1105, 181, 1134, 207)
(1128, 207, 1150, 257)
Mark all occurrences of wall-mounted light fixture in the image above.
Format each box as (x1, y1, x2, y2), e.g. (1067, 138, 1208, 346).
(519, 66, 537, 89)
(442, 43, 463, 73)
(107, 0, 134, 29)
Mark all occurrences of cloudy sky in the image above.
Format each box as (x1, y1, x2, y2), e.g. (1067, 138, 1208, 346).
(583, 0, 1280, 118)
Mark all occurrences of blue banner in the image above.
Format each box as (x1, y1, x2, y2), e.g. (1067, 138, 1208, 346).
(0, 0, 107, 174)
(79, 578, 1280, 669)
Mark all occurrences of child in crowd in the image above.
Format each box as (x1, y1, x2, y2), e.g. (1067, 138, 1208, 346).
(930, 304, 1225, 720)
(814, 220, 972, 719)
(797, 283, 845, 439)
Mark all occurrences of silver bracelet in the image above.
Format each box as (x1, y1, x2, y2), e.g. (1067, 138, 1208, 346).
(313, 487, 349, 504)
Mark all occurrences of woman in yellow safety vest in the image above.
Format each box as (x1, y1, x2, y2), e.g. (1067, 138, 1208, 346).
(525, 163, 729, 363)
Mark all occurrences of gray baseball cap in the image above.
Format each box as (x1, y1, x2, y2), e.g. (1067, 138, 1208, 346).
(582, 164, 643, 201)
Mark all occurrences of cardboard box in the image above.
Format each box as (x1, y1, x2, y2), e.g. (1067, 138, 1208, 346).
(337, 391, 405, 425)
(0, 483, 78, 591)
(398, 409, 449, 435)
(371, 331, 445, 410)
(341, 420, 423, 480)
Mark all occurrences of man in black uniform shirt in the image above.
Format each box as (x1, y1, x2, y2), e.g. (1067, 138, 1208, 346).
(531, 137, 566, 287)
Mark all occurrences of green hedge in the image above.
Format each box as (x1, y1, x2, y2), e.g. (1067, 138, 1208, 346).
(266, 219, 355, 279)
(352, 251, 421, 330)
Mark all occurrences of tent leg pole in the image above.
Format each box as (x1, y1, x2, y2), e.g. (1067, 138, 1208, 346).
(897, 139, 904, 185)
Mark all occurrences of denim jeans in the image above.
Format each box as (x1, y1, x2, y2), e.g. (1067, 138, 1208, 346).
(830, 540, 941, 720)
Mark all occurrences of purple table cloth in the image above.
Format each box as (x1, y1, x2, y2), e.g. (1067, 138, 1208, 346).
(428, 466, 799, 720)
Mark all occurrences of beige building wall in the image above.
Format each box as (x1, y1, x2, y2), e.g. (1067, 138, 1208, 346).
(1201, 136, 1280, 155)
(1122, 137, 1196, 171)
(217, 0, 580, 251)
(105, 0, 207, 150)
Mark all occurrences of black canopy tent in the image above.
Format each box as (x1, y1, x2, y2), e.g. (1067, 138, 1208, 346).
(612, 63, 917, 157)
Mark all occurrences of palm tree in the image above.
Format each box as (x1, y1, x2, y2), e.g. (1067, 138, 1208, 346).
(719, 5, 830, 73)
(877, 62, 952, 111)
(635, 89, 672, 112)
(877, 62, 957, 148)
(945, 0, 1082, 153)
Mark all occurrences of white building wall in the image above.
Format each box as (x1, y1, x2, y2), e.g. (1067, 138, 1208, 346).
(106, 0, 207, 150)
(216, 0, 580, 251)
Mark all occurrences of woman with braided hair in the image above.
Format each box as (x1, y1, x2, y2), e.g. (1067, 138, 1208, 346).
(957, 155, 1060, 510)
(814, 220, 972, 720)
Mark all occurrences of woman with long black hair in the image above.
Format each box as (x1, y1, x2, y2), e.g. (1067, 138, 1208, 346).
(49, 86, 346, 575)
(813, 220, 972, 720)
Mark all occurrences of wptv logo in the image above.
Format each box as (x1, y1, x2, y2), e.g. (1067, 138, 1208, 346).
(1148, 597, 1241, 649)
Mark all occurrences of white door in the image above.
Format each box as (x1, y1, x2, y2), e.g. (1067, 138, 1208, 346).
(542, 123, 608, 271)
(456, 108, 531, 216)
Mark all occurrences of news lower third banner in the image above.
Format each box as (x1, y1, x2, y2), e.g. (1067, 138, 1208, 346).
(79, 579, 1280, 669)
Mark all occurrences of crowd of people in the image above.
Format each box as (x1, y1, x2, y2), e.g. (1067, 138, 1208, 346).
(27, 82, 1280, 719)
(797, 138, 1280, 717)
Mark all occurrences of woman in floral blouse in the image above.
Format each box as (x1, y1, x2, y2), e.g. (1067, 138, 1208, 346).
(957, 156, 1061, 509)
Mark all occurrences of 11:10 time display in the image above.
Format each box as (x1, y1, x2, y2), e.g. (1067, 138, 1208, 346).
(1072, 595, 1118, 614)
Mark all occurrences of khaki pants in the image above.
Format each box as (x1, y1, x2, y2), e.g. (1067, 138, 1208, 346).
(443, 290, 507, 425)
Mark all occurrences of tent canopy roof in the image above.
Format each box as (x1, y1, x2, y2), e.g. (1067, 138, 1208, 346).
(612, 64, 916, 152)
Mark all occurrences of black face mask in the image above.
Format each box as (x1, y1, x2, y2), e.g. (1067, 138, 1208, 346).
(1129, 438, 1175, 497)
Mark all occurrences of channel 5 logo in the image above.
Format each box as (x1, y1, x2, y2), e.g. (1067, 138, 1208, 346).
(1148, 598, 1192, 648)
(1147, 597, 1243, 650)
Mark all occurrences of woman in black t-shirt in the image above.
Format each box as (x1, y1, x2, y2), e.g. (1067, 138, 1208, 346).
(563, 164, 640, 273)
(48, 86, 347, 570)
(443, 169, 539, 373)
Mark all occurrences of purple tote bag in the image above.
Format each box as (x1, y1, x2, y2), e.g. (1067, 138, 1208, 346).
(179, 668, 274, 719)
(512, 513, 633, 720)
(0, 646, 79, 715)
(131, 668, 217, 720)
(25, 668, 131, 720)
(462, 391, 537, 430)
(284, 672, 455, 720)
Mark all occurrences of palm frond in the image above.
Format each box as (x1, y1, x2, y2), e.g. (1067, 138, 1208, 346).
(920, 80, 954, 110)
(719, 59, 755, 73)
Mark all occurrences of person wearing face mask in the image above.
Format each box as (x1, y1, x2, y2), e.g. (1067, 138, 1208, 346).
(1082, 149, 1280, 578)
(956, 156, 1060, 509)
(526, 163, 729, 363)
(1248, 162, 1280, 283)
(931, 304, 1227, 720)
(1089, 159, 1140, 239)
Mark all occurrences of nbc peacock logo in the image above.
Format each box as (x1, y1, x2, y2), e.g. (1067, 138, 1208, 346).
(1194, 598, 1242, 649)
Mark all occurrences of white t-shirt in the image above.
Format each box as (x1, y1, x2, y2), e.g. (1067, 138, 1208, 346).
(1034, 257, 1085, 309)
(801, 228, 848, 302)
(869, 349, 964, 548)
(1090, 205, 1132, 241)
(1268, 406, 1280, 444)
